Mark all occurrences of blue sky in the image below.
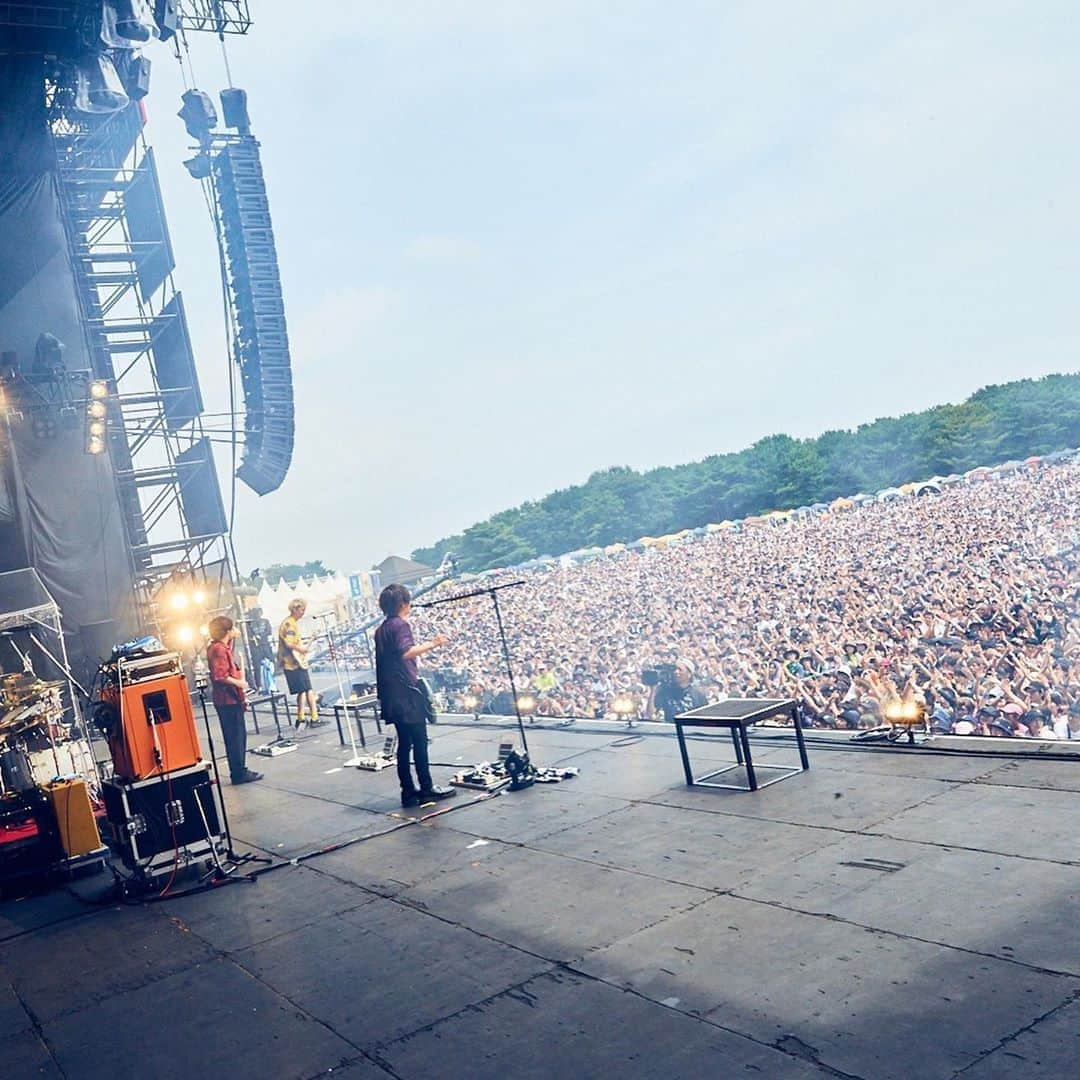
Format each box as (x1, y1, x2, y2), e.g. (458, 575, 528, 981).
(143, 2, 1080, 573)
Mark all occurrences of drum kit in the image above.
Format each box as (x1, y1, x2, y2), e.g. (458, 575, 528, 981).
(0, 673, 68, 796)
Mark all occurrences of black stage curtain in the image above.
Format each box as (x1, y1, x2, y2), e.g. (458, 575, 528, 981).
(0, 169, 136, 659)
(0, 55, 51, 177)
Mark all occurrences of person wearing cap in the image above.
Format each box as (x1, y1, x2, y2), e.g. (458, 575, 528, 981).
(646, 658, 707, 721)
(1023, 709, 1056, 739)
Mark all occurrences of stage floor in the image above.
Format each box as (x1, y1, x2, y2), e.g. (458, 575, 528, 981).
(2, 720, 1079, 1079)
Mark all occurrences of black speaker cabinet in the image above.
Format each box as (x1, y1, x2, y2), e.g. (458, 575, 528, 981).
(103, 762, 221, 875)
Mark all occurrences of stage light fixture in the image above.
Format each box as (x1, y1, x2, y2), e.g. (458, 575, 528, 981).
(198, 624, 209, 637)
(89, 380, 109, 399)
(86, 435, 105, 455)
(174, 624, 194, 645)
(108, 0, 156, 43)
(885, 701, 924, 724)
(192, 588, 207, 605)
(182, 153, 212, 180)
(170, 592, 190, 611)
(88, 420, 106, 438)
(87, 400, 107, 420)
(517, 694, 537, 715)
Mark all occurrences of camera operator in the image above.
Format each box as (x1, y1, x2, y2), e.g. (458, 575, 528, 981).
(645, 658, 707, 721)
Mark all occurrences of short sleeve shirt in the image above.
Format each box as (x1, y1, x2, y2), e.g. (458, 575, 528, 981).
(277, 616, 302, 670)
(375, 615, 419, 718)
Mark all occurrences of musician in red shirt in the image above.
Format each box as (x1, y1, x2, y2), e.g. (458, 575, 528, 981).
(207, 615, 262, 785)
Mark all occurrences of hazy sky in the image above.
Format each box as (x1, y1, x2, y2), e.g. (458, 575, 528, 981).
(142, 2, 1080, 574)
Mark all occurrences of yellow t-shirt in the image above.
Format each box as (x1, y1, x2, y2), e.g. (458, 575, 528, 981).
(277, 616, 304, 670)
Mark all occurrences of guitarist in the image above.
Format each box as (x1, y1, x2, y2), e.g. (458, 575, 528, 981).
(278, 597, 320, 728)
(374, 584, 455, 807)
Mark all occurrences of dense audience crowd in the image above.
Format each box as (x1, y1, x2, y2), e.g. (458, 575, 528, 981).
(409, 462, 1080, 738)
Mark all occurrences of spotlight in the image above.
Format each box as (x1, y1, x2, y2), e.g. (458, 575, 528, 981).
(106, 0, 155, 43)
(170, 592, 190, 611)
(174, 624, 194, 645)
(88, 419, 106, 438)
(73, 55, 128, 115)
(192, 588, 206, 605)
(87, 400, 106, 419)
(86, 435, 105, 454)
(885, 701, 924, 724)
(89, 380, 108, 399)
(198, 624, 209, 638)
(517, 694, 536, 715)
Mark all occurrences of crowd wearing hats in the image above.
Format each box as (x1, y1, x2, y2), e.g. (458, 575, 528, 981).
(410, 460, 1080, 737)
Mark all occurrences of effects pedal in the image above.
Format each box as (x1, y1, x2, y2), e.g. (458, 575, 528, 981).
(355, 736, 397, 771)
(450, 741, 519, 791)
(251, 737, 298, 757)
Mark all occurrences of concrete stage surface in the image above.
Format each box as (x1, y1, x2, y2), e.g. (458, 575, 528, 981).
(2, 720, 1078, 1079)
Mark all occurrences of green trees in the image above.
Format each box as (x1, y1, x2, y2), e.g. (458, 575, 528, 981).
(413, 373, 1080, 572)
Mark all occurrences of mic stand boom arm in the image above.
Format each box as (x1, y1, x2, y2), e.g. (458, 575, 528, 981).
(417, 581, 530, 756)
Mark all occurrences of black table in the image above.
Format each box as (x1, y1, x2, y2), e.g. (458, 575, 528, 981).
(245, 691, 292, 735)
(332, 695, 381, 748)
(674, 698, 809, 792)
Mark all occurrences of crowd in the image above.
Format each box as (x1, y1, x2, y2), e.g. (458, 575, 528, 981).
(409, 462, 1080, 738)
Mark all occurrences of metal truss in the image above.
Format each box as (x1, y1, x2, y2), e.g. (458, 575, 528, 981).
(179, 0, 252, 35)
(50, 99, 233, 628)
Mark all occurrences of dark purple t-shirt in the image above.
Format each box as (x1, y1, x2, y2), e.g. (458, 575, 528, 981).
(375, 615, 418, 717)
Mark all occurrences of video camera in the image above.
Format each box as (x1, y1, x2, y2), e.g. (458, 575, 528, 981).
(641, 662, 676, 688)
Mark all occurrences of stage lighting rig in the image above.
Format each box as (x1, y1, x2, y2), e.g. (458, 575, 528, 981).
(84, 378, 111, 454)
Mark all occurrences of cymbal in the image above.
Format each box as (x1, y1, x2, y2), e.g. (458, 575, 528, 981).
(0, 709, 44, 738)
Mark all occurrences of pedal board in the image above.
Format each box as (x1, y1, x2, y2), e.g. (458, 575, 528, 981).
(450, 768, 511, 791)
(251, 739, 299, 757)
(355, 736, 397, 771)
(450, 741, 516, 791)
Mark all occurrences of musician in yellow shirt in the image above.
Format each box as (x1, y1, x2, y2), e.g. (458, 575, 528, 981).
(278, 598, 320, 728)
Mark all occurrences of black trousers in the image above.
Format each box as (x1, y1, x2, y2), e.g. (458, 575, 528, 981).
(393, 720, 432, 795)
(214, 702, 248, 780)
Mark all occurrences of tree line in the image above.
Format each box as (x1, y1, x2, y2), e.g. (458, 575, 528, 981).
(412, 373, 1080, 573)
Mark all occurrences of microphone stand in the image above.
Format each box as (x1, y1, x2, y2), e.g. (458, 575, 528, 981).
(418, 580, 530, 758)
(195, 681, 269, 874)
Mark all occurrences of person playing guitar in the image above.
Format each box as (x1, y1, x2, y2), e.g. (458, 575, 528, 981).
(277, 598, 321, 728)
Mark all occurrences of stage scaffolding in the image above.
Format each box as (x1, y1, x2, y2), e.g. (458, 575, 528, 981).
(48, 93, 233, 628)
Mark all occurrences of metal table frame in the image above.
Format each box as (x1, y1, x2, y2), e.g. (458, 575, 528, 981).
(332, 696, 381, 748)
(245, 691, 292, 735)
(674, 698, 809, 792)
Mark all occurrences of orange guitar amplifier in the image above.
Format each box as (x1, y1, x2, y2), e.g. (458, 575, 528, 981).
(103, 671, 203, 781)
